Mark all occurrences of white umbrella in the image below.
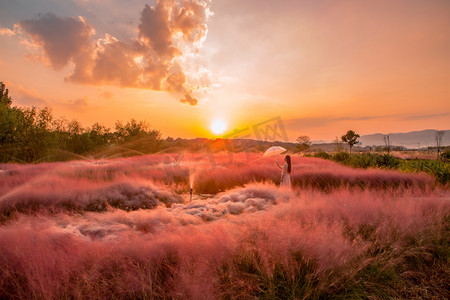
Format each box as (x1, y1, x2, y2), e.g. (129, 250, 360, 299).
(263, 146, 287, 157)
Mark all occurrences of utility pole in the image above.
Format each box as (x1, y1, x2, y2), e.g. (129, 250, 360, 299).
(384, 135, 390, 153)
(435, 131, 445, 159)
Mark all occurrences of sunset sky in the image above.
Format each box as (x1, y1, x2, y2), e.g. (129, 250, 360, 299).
(1, 0, 449, 141)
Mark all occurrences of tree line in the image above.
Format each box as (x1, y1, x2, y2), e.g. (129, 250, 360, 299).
(0, 82, 163, 163)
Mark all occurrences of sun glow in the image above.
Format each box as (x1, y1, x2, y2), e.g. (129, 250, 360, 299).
(210, 119, 227, 135)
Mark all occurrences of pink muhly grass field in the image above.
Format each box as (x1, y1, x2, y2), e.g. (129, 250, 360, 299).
(0, 153, 448, 299)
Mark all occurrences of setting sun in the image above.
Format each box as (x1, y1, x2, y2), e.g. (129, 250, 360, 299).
(210, 119, 227, 135)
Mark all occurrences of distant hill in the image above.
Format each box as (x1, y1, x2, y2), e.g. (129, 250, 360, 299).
(166, 129, 449, 153)
(360, 130, 450, 149)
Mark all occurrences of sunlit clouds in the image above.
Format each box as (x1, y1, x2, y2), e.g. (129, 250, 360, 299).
(5, 0, 213, 106)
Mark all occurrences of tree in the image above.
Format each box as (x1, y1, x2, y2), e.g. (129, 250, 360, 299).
(341, 130, 360, 154)
(114, 119, 162, 153)
(0, 82, 21, 161)
(296, 135, 311, 152)
(90, 122, 112, 147)
(0, 82, 165, 162)
(0, 82, 12, 107)
(115, 119, 152, 142)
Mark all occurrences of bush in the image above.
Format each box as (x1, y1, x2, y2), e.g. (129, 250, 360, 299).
(347, 153, 375, 168)
(313, 151, 331, 160)
(331, 153, 400, 169)
(440, 150, 450, 161)
(372, 153, 400, 169)
(309, 149, 447, 186)
(333, 151, 350, 163)
(401, 160, 449, 186)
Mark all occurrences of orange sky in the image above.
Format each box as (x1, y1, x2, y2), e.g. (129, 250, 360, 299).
(0, 0, 449, 141)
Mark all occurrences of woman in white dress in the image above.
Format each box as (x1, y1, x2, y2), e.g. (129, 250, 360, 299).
(276, 155, 291, 189)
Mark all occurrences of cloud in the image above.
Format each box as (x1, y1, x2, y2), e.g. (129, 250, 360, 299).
(0, 27, 15, 36)
(59, 97, 91, 112)
(4, 81, 95, 111)
(4, 82, 49, 107)
(138, 2, 181, 59)
(100, 91, 114, 99)
(180, 93, 198, 105)
(400, 112, 450, 121)
(12, 0, 213, 105)
(19, 14, 94, 70)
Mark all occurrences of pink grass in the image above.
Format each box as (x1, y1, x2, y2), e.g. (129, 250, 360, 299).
(0, 153, 448, 298)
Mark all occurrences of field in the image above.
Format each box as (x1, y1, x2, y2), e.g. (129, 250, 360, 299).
(0, 153, 449, 299)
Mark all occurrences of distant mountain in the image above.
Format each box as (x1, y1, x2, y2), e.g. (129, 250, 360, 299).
(169, 129, 449, 152)
(360, 130, 450, 149)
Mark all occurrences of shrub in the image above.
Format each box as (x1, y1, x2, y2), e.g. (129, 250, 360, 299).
(332, 151, 350, 163)
(401, 160, 449, 186)
(352, 153, 400, 169)
(313, 151, 331, 160)
(440, 150, 450, 161)
(347, 153, 375, 168)
(323, 153, 401, 170)
(376, 153, 401, 169)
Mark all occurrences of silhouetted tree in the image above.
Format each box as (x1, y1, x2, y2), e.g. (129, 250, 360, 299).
(341, 130, 360, 154)
(296, 135, 311, 152)
(115, 119, 151, 142)
(114, 119, 162, 153)
(0, 82, 20, 161)
(90, 122, 112, 147)
(0, 82, 12, 106)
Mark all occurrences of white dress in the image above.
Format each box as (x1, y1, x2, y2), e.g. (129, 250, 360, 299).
(280, 163, 291, 189)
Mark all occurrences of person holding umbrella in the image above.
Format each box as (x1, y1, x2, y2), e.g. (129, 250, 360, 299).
(263, 146, 291, 189)
(275, 155, 291, 189)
